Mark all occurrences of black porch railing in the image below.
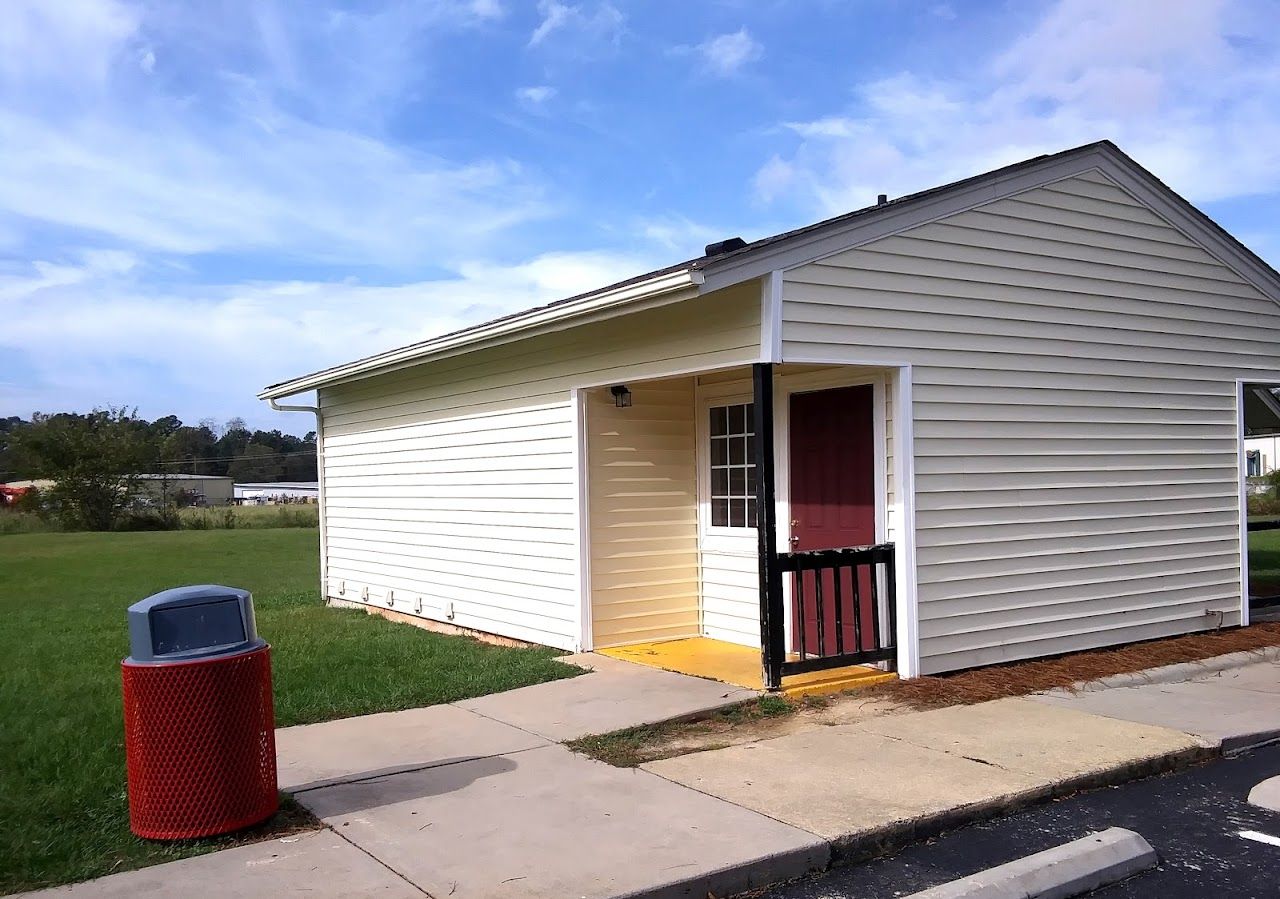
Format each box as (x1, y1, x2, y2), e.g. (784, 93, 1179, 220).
(752, 362, 898, 690)
(779, 543, 897, 677)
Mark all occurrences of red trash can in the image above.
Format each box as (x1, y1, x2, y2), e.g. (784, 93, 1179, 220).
(121, 585, 278, 840)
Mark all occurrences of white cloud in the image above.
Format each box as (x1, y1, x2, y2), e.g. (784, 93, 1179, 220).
(0, 3, 552, 266)
(0, 0, 140, 88)
(516, 84, 557, 105)
(530, 1, 573, 45)
(755, 0, 1280, 215)
(0, 248, 657, 427)
(696, 28, 762, 77)
(468, 0, 505, 21)
(753, 156, 795, 205)
(636, 215, 725, 255)
(0, 107, 549, 264)
(527, 1, 624, 49)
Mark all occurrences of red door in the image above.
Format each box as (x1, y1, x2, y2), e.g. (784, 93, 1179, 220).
(788, 385, 877, 655)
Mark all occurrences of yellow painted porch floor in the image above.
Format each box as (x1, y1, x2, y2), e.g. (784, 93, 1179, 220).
(598, 637, 895, 697)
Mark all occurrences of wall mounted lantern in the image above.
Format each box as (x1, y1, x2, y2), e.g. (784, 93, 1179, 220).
(610, 385, 633, 408)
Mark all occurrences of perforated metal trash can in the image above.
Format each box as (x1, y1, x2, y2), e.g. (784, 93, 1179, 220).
(121, 585, 278, 840)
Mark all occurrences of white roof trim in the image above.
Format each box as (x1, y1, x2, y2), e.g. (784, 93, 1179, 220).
(260, 267, 703, 399)
(700, 143, 1280, 306)
(262, 141, 1280, 400)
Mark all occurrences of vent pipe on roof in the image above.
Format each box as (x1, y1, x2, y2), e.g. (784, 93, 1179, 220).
(704, 237, 747, 256)
(877, 194, 888, 205)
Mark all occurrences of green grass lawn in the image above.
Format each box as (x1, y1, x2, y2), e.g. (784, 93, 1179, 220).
(1251, 526, 1280, 597)
(0, 528, 579, 894)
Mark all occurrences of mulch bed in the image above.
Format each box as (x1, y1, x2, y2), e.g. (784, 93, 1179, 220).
(865, 622, 1280, 710)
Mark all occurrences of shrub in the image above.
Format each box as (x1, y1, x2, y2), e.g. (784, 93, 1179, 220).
(183, 510, 213, 530)
(0, 511, 58, 535)
(117, 507, 181, 531)
(1248, 492, 1280, 518)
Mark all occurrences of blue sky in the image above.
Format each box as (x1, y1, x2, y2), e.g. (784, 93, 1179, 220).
(2, 0, 1278, 431)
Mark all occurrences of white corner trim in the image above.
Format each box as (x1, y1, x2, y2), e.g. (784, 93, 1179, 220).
(893, 366, 921, 678)
(1237, 379, 1250, 628)
(760, 271, 783, 363)
(572, 387, 594, 652)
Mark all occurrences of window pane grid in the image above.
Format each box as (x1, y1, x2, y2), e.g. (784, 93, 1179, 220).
(709, 402, 757, 529)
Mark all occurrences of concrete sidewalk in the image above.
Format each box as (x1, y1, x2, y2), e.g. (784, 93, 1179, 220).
(23, 652, 1280, 899)
(642, 697, 1204, 853)
(1031, 654, 1280, 752)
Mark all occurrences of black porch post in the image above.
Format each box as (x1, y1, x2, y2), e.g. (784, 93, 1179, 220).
(753, 362, 785, 691)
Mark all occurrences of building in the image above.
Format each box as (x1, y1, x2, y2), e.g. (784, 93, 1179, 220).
(234, 482, 320, 504)
(1246, 438, 1278, 477)
(136, 474, 234, 506)
(3, 475, 233, 506)
(1245, 385, 1280, 477)
(260, 141, 1280, 687)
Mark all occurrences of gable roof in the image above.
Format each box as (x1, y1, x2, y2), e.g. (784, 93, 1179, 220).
(261, 140, 1280, 400)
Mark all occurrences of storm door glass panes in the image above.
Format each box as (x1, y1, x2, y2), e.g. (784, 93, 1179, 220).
(709, 402, 757, 528)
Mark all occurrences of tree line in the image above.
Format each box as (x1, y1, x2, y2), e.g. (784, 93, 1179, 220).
(0, 409, 316, 530)
(1, 410, 316, 484)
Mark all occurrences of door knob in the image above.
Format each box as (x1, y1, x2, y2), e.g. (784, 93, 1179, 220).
(789, 535, 800, 546)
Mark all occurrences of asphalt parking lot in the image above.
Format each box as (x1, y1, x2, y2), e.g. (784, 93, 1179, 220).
(761, 742, 1280, 898)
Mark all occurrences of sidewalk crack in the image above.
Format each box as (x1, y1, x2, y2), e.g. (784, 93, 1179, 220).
(325, 824, 433, 896)
(448, 702, 560, 743)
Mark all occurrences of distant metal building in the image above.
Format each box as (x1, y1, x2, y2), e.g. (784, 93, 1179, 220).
(137, 474, 234, 506)
(234, 482, 319, 504)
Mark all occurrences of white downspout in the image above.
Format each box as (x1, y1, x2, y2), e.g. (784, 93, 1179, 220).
(269, 398, 328, 604)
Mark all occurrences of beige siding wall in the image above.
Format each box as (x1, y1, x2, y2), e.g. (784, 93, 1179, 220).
(588, 378, 701, 646)
(321, 282, 760, 650)
(783, 171, 1280, 673)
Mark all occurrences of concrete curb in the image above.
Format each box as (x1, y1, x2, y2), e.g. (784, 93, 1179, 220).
(615, 839, 830, 899)
(903, 827, 1156, 899)
(1221, 728, 1280, 755)
(1247, 775, 1280, 813)
(827, 744, 1212, 866)
(1050, 646, 1280, 694)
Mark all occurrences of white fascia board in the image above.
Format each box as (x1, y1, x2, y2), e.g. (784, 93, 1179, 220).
(260, 268, 704, 399)
(699, 144, 1280, 308)
(1088, 143, 1280, 306)
(698, 151, 1114, 292)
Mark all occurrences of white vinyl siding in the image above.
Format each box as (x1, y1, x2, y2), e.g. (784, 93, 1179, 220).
(700, 550, 760, 645)
(319, 283, 760, 650)
(783, 171, 1280, 673)
(588, 378, 700, 647)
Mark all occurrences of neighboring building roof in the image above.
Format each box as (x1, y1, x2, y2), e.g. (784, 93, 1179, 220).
(234, 482, 319, 489)
(1246, 386, 1280, 437)
(261, 139, 1280, 400)
(137, 473, 233, 481)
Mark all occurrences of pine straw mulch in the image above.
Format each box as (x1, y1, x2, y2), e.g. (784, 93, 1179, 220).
(863, 621, 1280, 710)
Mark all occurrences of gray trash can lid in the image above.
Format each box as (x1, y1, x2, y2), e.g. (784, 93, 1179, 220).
(127, 584, 263, 663)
